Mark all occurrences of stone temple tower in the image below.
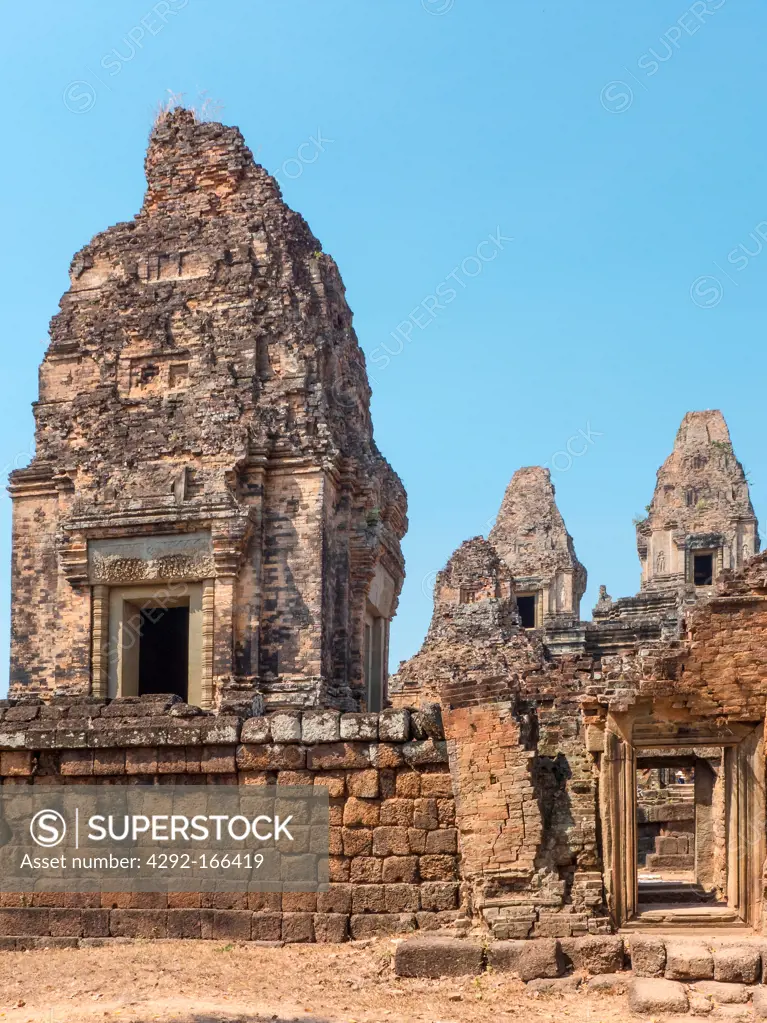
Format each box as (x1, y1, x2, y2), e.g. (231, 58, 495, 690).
(489, 466, 587, 629)
(636, 410, 758, 595)
(9, 109, 406, 712)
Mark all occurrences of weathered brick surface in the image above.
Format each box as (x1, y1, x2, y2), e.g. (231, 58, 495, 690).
(0, 708, 459, 943)
(8, 231, 767, 964)
(109, 910, 167, 939)
(313, 912, 348, 943)
(8, 107, 406, 709)
(384, 410, 767, 941)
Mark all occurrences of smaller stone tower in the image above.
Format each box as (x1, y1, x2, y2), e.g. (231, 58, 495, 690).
(489, 467, 587, 628)
(637, 410, 758, 594)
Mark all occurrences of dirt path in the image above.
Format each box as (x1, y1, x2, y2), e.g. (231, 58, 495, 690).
(0, 939, 634, 1023)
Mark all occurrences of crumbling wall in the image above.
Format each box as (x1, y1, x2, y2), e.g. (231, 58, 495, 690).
(391, 540, 608, 937)
(391, 519, 767, 936)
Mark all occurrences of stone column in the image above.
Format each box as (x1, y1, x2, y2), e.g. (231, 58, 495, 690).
(694, 758, 717, 891)
(201, 578, 215, 709)
(57, 532, 91, 692)
(90, 585, 109, 698)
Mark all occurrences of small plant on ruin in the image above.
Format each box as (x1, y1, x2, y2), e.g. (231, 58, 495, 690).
(152, 89, 223, 129)
(711, 439, 732, 454)
(191, 90, 224, 123)
(153, 89, 185, 127)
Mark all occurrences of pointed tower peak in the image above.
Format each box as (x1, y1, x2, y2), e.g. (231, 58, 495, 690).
(638, 410, 759, 591)
(673, 409, 731, 450)
(490, 467, 559, 527)
(142, 107, 280, 216)
(509, 465, 553, 486)
(489, 467, 586, 624)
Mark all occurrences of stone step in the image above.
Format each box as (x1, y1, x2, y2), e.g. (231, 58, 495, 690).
(624, 905, 742, 929)
(646, 854, 696, 870)
(638, 882, 718, 905)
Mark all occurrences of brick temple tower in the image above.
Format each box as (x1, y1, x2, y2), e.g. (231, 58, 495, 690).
(9, 109, 406, 711)
(488, 467, 587, 629)
(636, 410, 758, 595)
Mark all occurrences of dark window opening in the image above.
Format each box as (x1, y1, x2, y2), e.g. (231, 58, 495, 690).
(517, 595, 536, 629)
(693, 554, 713, 586)
(364, 617, 385, 712)
(138, 606, 189, 699)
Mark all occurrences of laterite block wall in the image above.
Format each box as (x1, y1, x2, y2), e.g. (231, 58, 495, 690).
(0, 695, 461, 945)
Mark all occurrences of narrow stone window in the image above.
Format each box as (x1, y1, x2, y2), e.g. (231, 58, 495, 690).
(517, 594, 536, 629)
(693, 553, 713, 586)
(363, 615, 386, 712)
(363, 621, 371, 696)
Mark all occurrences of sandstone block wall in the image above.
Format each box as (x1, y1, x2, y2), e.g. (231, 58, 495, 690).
(0, 697, 460, 943)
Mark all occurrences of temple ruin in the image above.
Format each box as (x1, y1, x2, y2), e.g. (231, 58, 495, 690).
(9, 108, 406, 714)
(3, 111, 767, 948)
(392, 408, 767, 936)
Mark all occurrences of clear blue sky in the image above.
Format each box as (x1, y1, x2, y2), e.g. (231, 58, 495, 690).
(1, 0, 765, 688)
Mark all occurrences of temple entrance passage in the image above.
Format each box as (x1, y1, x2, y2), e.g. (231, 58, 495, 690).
(635, 754, 728, 919)
(600, 709, 765, 931)
(138, 605, 189, 699)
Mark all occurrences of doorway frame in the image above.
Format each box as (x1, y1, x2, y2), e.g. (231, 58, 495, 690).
(107, 583, 203, 706)
(600, 709, 765, 930)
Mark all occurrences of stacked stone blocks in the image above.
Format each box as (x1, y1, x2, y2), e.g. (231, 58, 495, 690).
(0, 697, 460, 943)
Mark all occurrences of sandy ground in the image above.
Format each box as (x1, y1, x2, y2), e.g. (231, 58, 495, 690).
(0, 939, 634, 1023)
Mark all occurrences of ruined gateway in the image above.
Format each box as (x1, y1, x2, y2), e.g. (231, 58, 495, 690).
(4, 109, 767, 943)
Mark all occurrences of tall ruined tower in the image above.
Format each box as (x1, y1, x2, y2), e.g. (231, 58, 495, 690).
(637, 410, 758, 594)
(9, 109, 406, 711)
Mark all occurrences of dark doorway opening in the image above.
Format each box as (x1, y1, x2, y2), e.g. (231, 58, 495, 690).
(693, 553, 713, 586)
(138, 605, 189, 700)
(517, 595, 536, 629)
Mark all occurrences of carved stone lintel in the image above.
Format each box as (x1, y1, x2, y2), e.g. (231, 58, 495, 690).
(90, 551, 215, 584)
(87, 532, 215, 584)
